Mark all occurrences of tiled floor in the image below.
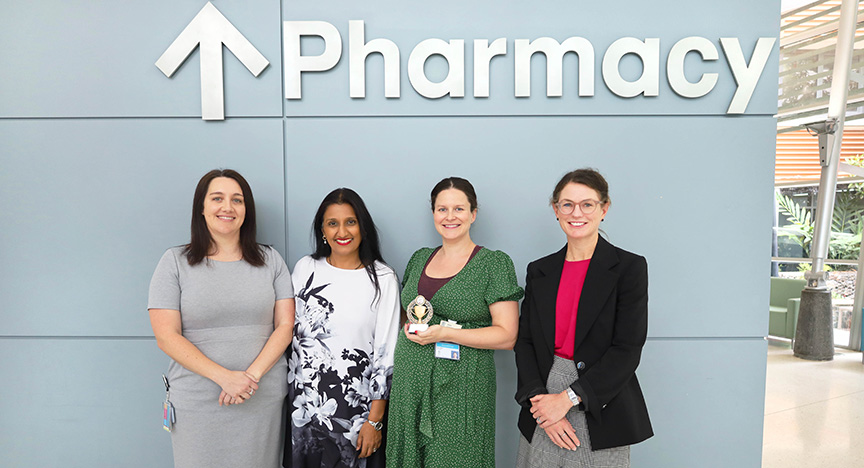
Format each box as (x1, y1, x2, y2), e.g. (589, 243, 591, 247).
(762, 340, 864, 468)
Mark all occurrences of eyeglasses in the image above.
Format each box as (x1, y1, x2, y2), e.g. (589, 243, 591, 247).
(556, 199, 604, 215)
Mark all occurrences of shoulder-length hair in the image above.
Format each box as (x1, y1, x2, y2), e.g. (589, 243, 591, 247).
(311, 188, 387, 302)
(183, 169, 265, 267)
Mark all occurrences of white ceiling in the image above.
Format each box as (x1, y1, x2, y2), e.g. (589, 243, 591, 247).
(782, 0, 821, 13)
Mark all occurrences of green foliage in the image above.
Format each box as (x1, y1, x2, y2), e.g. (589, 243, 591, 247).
(796, 262, 831, 273)
(775, 189, 864, 261)
(829, 192, 864, 261)
(776, 192, 814, 255)
(847, 153, 864, 195)
(832, 192, 862, 233)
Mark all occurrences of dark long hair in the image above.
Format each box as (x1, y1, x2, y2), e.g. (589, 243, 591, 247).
(311, 188, 387, 302)
(183, 169, 265, 267)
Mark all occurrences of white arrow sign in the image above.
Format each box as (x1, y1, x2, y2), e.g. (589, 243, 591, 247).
(156, 2, 269, 120)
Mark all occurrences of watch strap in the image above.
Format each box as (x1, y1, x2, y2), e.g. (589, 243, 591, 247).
(566, 388, 581, 406)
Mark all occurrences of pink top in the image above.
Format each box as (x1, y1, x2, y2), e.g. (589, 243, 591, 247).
(554, 259, 591, 360)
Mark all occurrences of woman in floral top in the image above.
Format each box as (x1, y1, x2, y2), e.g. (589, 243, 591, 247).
(285, 188, 400, 468)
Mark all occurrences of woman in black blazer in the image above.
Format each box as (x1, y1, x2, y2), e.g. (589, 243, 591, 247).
(514, 169, 652, 468)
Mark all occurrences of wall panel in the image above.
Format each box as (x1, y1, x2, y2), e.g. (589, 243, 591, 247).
(285, 115, 776, 338)
(0, 339, 173, 468)
(0, 118, 286, 336)
(0, 0, 779, 466)
(0, 0, 283, 118)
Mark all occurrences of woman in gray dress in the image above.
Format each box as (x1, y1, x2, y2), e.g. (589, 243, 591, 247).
(148, 169, 295, 468)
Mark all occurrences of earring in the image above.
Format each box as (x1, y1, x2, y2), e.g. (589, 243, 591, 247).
(322, 235, 327, 245)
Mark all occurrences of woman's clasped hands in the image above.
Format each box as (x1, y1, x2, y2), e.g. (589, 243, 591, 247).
(217, 370, 260, 406)
(529, 391, 581, 450)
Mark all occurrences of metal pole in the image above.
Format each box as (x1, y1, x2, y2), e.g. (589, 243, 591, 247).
(850, 233, 864, 351)
(806, 119, 838, 288)
(807, 0, 859, 285)
(794, 0, 859, 361)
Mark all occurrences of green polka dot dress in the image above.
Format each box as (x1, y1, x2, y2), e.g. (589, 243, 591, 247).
(386, 247, 524, 468)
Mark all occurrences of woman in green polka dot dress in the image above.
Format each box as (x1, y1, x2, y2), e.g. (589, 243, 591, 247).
(386, 177, 524, 468)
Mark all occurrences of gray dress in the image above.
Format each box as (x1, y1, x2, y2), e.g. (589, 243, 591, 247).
(516, 356, 630, 468)
(148, 246, 293, 468)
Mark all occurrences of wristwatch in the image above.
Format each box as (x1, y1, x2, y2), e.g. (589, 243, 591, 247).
(367, 419, 383, 431)
(566, 388, 582, 407)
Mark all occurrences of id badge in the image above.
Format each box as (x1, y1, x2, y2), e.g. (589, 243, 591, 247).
(162, 374, 176, 432)
(162, 400, 175, 432)
(435, 341, 460, 360)
(435, 320, 462, 360)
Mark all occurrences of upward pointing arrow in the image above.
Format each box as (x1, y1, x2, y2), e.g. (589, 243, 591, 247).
(156, 2, 269, 120)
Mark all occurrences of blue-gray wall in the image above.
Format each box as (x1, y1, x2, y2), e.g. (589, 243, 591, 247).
(0, 1, 779, 466)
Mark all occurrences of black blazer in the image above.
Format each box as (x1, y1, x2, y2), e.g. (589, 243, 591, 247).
(514, 236, 653, 450)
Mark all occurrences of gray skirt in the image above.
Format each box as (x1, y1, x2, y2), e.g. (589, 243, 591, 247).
(516, 356, 629, 468)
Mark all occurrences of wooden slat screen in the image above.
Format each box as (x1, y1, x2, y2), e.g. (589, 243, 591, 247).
(775, 128, 864, 184)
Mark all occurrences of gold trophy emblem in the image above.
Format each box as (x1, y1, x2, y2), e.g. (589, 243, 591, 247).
(407, 294, 433, 333)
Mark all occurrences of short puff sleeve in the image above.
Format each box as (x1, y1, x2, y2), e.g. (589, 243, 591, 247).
(148, 248, 181, 310)
(266, 246, 294, 300)
(484, 250, 524, 305)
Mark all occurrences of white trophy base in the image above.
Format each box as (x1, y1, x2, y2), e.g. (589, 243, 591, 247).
(408, 323, 429, 333)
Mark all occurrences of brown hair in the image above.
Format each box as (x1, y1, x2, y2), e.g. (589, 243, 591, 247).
(430, 177, 478, 212)
(550, 168, 610, 205)
(183, 169, 265, 267)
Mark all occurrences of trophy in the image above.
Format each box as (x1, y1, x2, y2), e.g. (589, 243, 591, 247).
(407, 294, 433, 333)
